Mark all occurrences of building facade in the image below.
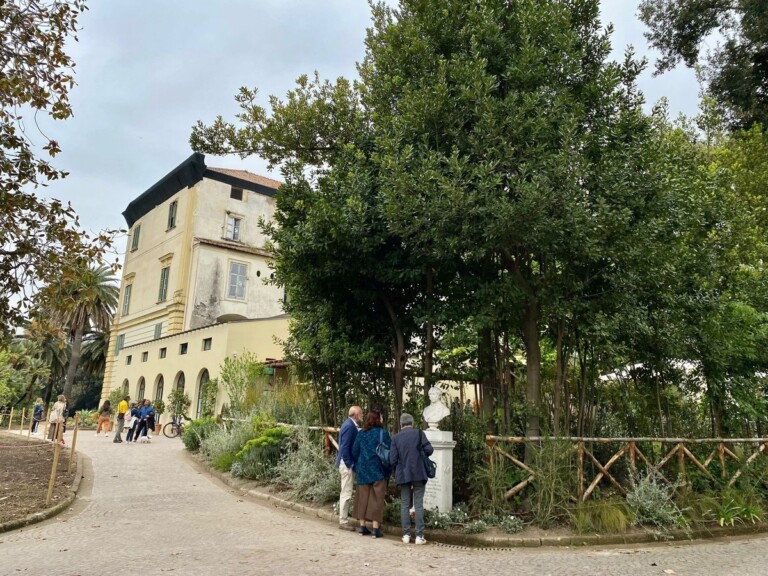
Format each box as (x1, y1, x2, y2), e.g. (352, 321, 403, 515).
(101, 153, 289, 420)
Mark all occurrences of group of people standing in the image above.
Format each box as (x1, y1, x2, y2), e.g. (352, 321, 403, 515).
(336, 405, 434, 544)
(108, 395, 156, 443)
(28, 395, 69, 445)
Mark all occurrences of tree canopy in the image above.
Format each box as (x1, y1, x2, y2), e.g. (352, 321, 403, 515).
(639, 0, 768, 129)
(0, 0, 118, 337)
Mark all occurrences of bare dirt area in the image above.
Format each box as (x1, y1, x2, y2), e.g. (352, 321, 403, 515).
(0, 431, 76, 526)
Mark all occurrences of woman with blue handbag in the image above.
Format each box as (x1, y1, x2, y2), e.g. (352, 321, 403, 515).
(351, 410, 391, 539)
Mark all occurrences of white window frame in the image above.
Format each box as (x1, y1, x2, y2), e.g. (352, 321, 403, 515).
(227, 261, 248, 300)
(225, 213, 243, 242)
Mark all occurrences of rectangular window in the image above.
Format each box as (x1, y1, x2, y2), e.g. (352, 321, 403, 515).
(158, 266, 170, 302)
(225, 214, 242, 241)
(141, 351, 148, 362)
(115, 334, 125, 356)
(126, 355, 132, 365)
(167, 200, 178, 229)
(130, 225, 141, 251)
(159, 347, 167, 359)
(203, 337, 212, 351)
(180, 342, 188, 355)
(121, 285, 132, 316)
(230, 187, 243, 201)
(228, 262, 247, 299)
(154, 323, 162, 339)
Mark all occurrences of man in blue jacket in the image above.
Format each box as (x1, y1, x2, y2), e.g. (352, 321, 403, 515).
(336, 405, 363, 530)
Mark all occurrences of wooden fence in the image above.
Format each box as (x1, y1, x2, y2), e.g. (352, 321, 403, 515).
(486, 436, 768, 502)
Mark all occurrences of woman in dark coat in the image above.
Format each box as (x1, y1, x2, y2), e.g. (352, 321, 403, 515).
(389, 412, 434, 545)
(351, 410, 391, 538)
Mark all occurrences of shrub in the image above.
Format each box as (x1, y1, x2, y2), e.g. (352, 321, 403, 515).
(272, 425, 339, 503)
(468, 454, 520, 518)
(383, 497, 402, 525)
(212, 451, 236, 472)
(200, 419, 253, 463)
(500, 515, 524, 534)
(443, 408, 488, 503)
(234, 426, 289, 480)
(182, 418, 219, 452)
(626, 476, 688, 535)
(77, 409, 98, 428)
(528, 439, 576, 528)
(463, 520, 488, 534)
(448, 502, 470, 524)
(260, 386, 318, 424)
(571, 498, 632, 534)
(424, 507, 450, 530)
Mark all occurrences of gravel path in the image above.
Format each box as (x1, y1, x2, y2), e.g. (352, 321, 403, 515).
(1, 431, 767, 575)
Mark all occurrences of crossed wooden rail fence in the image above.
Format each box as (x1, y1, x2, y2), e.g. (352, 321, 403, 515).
(486, 436, 768, 502)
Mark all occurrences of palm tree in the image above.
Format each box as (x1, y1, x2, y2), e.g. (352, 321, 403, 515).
(80, 329, 109, 377)
(16, 316, 69, 406)
(47, 264, 118, 401)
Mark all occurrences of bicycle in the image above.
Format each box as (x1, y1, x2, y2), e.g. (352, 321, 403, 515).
(162, 415, 186, 438)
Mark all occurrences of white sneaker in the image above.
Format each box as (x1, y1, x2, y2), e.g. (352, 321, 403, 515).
(402, 535, 410, 544)
(415, 536, 427, 545)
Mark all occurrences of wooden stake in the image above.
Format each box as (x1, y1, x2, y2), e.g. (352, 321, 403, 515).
(7, 407, 13, 431)
(20, 407, 26, 434)
(68, 414, 80, 473)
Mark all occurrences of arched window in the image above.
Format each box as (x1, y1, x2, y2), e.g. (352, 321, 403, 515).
(155, 375, 164, 403)
(196, 369, 210, 418)
(122, 379, 129, 395)
(176, 372, 185, 392)
(137, 377, 145, 401)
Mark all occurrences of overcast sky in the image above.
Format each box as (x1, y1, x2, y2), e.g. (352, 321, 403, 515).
(37, 1, 699, 259)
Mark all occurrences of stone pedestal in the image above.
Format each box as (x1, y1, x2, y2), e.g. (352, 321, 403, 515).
(423, 429, 456, 513)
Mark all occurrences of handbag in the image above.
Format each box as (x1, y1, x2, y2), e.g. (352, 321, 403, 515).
(375, 429, 391, 473)
(419, 431, 437, 479)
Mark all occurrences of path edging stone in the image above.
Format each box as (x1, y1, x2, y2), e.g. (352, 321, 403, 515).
(186, 451, 768, 548)
(0, 449, 82, 534)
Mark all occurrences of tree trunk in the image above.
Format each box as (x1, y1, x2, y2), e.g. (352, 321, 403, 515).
(553, 319, 565, 435)
(382, 294, 405, 426)
(423, 269, 434, 397)
(477, 327, 497, 419)
(62, 321, 85, 401)
(522, 299, 541, 460)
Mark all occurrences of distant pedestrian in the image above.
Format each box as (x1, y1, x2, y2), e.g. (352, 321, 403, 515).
(113, 395, 130, 443)
(96, 400, 112, 437)
(336, 405, 363, 530)
(47, 394, 66, 443)
(390, 412, 434, 545)
(352, 410, 391, 539)
(134, 399, 155, 442)
(125, 401, 139, 442)
(30, 397, 43, 434)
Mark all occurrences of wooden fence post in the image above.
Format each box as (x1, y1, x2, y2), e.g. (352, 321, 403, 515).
(7, 407, 13, 431)
(68, 414, 79, 473)
(628, 440, 637, 478)
(577, 441, 585, 500)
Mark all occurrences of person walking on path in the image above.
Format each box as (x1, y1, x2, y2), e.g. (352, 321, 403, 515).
(30, 397, 43, 434)
(113, 395, 130, 443)
(95, 400, 112, 436)
(336, 405, 363, 531)
(133, 399, 155, 442)
(389, 412, 434, 545)
(351, 410, 391, 539)
(47, 394, 66, 443)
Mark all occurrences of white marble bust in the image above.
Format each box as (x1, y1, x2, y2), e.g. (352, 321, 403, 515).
(423, 386, 450, 430)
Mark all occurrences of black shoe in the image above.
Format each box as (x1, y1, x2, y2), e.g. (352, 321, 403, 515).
(113, 439, 122, 443)
(371, 528, 384, 539)
(359, 526, 371, 536)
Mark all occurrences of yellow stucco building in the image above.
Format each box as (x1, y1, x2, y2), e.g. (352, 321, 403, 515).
(100, 153, 289, 420)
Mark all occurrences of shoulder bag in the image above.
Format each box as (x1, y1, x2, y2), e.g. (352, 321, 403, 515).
(376, 429, 391, 473)
(419, 431, 437, 479)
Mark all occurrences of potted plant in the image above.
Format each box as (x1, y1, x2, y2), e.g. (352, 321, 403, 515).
(153, 399, 165, 433)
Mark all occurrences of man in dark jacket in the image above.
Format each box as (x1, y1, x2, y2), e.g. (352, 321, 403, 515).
(390, 412, 434, 545)
(336, 405, 363, 530)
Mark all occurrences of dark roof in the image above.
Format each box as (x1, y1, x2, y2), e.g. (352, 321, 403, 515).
(122, 153, 282, 227)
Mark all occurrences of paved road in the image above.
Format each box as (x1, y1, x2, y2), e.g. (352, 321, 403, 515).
(2, 431, 768, 576)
